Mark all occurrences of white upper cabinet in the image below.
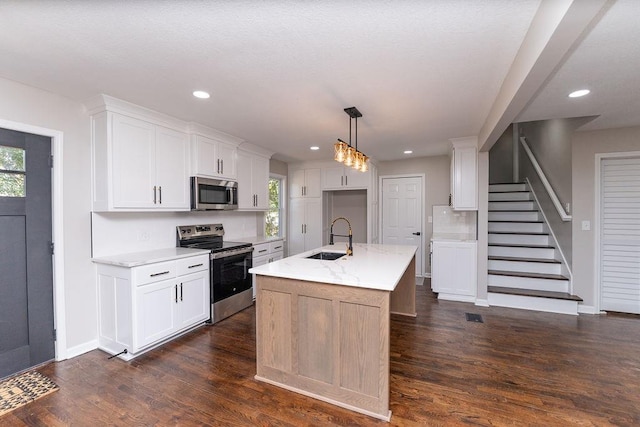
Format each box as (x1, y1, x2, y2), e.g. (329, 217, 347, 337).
(450, 137, 478, 211)
(190, 134, 237, 180)
(237, 149, 270, 210)
(290, 168, 321, 198)
(322, 165, 370, 190)
(93, 112, 189, 211)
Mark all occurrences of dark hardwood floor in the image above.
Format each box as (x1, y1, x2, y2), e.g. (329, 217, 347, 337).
(4, 284, 640, 426)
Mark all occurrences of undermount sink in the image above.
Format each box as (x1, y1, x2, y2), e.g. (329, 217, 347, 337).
(306, 252, 346, 261)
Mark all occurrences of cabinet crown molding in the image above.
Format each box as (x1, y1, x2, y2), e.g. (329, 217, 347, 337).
(188, 122, 244, 146)
(85, 94, 187, 132)
(238, 142, 274, 159)
(449, 136, 478, 149)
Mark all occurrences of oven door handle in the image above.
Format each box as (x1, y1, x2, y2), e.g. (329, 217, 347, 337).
(210, 247, 254, 259)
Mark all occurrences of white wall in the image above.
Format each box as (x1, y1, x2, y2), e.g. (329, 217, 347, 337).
(572, 126, 640, 310)
(0, 77, 94, 354)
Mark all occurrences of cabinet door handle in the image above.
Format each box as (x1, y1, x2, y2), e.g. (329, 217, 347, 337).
(188, 263, 203, 269)
(150, 270, 170, 277)
(159, 186, 162, 204)
(341, 176, 343, 186)
(221, 159, 224, 175)
(175, 285, 178, 303)
(345, 175, 347, 186)
(217, 159, 220, 174)
(153, 186, 157, 204)
(412, 232, 421, 236)
(180, 283, 183, 301)
(302, 224, 304, 234)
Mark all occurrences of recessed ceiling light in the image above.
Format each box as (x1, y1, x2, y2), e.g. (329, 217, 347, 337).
(568, 89, 590, 98)
(193, 90, 210, 99)
(404, 150, 413, 154)
(310, 146, 319, 151)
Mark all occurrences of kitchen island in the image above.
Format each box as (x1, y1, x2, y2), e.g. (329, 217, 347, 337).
(249, 243, 417, 421)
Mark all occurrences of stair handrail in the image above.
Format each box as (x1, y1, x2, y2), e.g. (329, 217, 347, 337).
(519, 136, 572, 222)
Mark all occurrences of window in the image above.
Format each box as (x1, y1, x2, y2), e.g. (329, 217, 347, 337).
(0, 145, 26, 197)
(266, 175, 285, 237)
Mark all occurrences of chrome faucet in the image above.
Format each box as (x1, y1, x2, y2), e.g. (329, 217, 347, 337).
(329, 217, 353, 256)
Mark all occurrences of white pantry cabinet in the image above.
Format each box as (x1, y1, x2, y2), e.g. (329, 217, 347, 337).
(289, 198, 322, 255)
(237, 149, 269, 210)
(191, 134, 237, 180)
(91, 112, 190, 211)
(450, 137, 478, 211)
(290, 168, 321, 198)
(96, 253, 210, 360)
(431, 240, 477, 302)
(322, 165, 370, 190)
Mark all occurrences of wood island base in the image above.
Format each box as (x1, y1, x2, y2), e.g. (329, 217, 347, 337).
(254, 256, 416, 421)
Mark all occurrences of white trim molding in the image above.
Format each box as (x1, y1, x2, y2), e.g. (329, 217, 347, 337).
(594, 150, 640, 314)
(0, 118, 67, 361)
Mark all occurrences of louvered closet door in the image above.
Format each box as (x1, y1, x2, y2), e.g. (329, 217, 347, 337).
(601, 157, 640, 314)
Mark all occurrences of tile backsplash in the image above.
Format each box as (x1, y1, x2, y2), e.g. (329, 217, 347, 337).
(432, 205, 477, 240)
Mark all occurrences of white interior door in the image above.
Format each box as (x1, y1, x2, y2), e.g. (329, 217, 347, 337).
(382, 176, 423, 276)
(600, 156, 640, 314)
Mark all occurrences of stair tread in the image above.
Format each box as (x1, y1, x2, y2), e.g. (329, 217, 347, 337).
(488, 220, 543, 223)
(488, 286, 582, 301)
(489, 243, 554, 249)
(489, 256, 560, 264)
(488, 269, 568, 281)
(489, 209, 539, 212)
(489, 190, 531, 194)
(489, 231, 549, 236)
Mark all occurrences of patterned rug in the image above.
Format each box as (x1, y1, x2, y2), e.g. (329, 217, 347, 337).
(0, 371, 58, 417)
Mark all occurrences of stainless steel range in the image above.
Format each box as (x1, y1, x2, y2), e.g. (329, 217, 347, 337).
(177, 223, 253, 324)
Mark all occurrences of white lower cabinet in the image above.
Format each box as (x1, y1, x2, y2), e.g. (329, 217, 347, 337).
(97, 254, 209, 360)
(431, 240, 477, 302)
(251, 239, 284, 298)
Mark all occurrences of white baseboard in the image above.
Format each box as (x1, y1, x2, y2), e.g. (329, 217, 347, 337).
(578, 304, 599, 315)
(475, 298, 489, 307)
(437, 293, 476, 303)
(65, 339, 98, 360)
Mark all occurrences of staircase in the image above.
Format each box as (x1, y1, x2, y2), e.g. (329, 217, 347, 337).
(487, 183, 582, 315)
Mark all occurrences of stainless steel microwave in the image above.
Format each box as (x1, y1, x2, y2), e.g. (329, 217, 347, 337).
(190, 177, 238, 210)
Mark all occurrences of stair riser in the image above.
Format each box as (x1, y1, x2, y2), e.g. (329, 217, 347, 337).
(489, 192, 533, 201)
(489, 222, 545, 233)
(488, 260, 561, 275)
(489, 201, 536, 211)
(489, 233, 550, 246)
(489, 211, 541, 222)
(489, 184, 527, 192)
(489, 245, 556, 259)
(488, 292, 578, 315)
(488, 274, 569, 293)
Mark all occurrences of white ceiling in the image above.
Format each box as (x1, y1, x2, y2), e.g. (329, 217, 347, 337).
(0, 1, 635, 163)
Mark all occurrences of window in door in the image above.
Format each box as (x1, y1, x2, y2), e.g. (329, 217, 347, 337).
(0, 145, 26, 197)
(266, 175, 285, 237)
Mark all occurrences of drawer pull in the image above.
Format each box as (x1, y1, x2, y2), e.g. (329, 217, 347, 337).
(188, 263, 204, 269)
(258, 249, 268, 254)
(150, 270, 170, 277)
(273, 246, 282, 250)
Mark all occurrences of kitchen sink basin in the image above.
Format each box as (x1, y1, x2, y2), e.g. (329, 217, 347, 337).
(306, 252, 346, 261)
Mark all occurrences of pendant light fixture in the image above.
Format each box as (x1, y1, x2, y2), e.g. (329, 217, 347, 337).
(333, 106, 368, 172)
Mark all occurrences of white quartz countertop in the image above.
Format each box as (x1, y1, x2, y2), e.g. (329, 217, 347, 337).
(249, 243, 417, 291)
(234, 236, 284, 245)
(92, 247, 211, 267)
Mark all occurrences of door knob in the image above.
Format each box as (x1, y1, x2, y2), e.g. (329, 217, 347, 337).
(412, 232, 421, 236)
